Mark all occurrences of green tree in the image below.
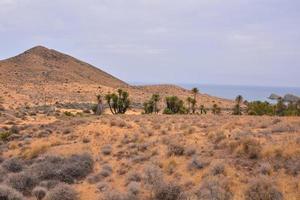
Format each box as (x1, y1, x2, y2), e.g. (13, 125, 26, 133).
(191, 87, 199, 114)
(143, 94, 160, 114)
(163, 96, 187, 114)
(152, 94, 160, 114)
(186, 97, 193, 114)
(275, 98, 286, 116)
(233, 95, 243, 115)
(246, 101, 275, 116)
(105, 89, 130, 114)
(200, 105, 207, 114)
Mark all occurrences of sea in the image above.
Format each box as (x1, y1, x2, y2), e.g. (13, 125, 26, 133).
(180, 84, 300, 101)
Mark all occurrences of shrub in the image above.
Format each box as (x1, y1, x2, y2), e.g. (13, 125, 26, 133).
(245, 178, 283, 200)
(10, 125, 20, 134)
(29, 153, 94, 184)
(143, 165, 163, 188)
(0, 185, 25, 200)
(187, 157, 205, 170)
(153, 182, 186, 200)
(246, 101, 275, 116)
(163, 96, 187, 114)
(236, 137, 262, 159)
(44, 184, 78, 200)
(195, 177, 233, 200)
(259, 162, 272, 175)
(127, 181, 141, 195)
(126, 171, 142, 185)
(99, 164, 113, 178)
(210, 161, 226, 176)
(0, 131, 12, 142)
(101, 145, 112, 155)
(167, 143, 185, 156)
(2, 158, 23, 173)
(7, 172, 37, 194)
(32, 186, 47, 200)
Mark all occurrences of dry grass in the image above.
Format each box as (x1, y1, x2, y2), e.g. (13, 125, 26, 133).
(0, 114, 299, 200)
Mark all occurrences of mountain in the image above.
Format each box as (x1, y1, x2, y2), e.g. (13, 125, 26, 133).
(0, 46, 127, 88)
(0, 46, 234, 109)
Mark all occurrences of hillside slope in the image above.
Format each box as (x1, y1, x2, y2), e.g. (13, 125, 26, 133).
(0, 46, 127, 88)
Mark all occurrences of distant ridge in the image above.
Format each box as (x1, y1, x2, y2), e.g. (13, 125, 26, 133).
(0, 45, 128, 88)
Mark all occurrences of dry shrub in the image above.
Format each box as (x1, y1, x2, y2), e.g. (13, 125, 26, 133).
(153, 182, 186, 200)
(127, 181, 141, 196)
(258, 162, 272, 175)
(208, 131, 226, 144)
(143, 164, 163, 188)
(126, 171, 142, 185)
(209, 161, 226, 176)
(165, 160, 178, 175)
(32, 186, 47, 200)
(29, 153, 94, 184)
(195, 177, 233, 200)
(271, 123, 295, 133)
(101, 145, 113, 155)
(167, 142, 185, 157)
(6, 172, 37, 195)
(21, 143, 50, 159)
(44, 183, 78, 200)
(187, 157, 205, 171)
(1, 158, 23, 173)
(0, 185, 25, 200)
(235, 137, 262, 159)
(244, 178, 283, 200)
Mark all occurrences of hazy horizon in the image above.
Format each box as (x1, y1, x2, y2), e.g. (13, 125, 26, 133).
(1, 0, 300, 87)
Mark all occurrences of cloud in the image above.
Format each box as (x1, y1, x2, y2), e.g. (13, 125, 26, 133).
(0, 0, 299, 87)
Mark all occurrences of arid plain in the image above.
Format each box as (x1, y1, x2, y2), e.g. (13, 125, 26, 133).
(0, 47, 299, 200)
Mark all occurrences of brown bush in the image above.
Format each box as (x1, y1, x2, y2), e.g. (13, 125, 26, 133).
(244, 178, 283, 200)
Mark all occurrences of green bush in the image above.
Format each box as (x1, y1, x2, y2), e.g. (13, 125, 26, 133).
(105, 89, 130, 114)
(246, 101, 275, 116)
(163, 96, 187, 114)
(143, 94, 160, 114)
(0, 131, 11, 142)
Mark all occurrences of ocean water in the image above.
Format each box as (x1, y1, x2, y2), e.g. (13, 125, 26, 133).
(180, 84, 300, 101)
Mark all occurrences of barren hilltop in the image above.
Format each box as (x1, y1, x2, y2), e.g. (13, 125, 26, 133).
(0, 46, 233, 109)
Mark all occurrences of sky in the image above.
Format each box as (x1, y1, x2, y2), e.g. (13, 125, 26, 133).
(0, 0, 300, 87)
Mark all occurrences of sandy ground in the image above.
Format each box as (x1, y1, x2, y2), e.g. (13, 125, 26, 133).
(0, 109, 299, 200)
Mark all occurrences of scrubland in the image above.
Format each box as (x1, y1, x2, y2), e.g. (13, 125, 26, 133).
(0, 108, 299, 200)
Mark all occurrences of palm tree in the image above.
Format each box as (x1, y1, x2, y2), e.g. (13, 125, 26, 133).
(105, 93, 114, 114)
(190, 87, 199, 114)
(186, 97, 193, 114)
(235, 95, 243, 105)
(191, 87, 199, 101)
(233, 95, 243, 115)
(151, 94, 160, 114)
(200, 105, 207, 114)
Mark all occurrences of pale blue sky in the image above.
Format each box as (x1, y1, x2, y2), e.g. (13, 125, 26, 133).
(0, 0, 299, 87)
